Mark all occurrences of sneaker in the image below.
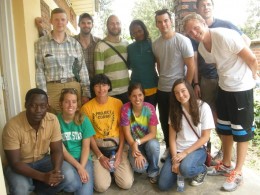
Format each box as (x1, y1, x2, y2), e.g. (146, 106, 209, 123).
(211, 149, 223, 166)
(190, 170, 207, 186)
(222, 170, 243, 191)
(149, 175, 159, 184)
(160, 148, 169, 163)
(207, 163, 233, 176)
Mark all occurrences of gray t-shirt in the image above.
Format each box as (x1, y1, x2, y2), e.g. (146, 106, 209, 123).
(153, 33, 194, 92)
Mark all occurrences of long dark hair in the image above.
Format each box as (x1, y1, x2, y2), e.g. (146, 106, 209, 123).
(169, 78, 200, 132)
(59, 88, 84, 125)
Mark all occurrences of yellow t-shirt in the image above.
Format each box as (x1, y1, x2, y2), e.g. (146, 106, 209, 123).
(81, 97, 122, 139)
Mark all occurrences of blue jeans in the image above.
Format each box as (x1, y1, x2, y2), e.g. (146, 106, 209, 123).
(4, 155, 81, 195)
(158, 148, 207, 191)
(129, 139, 160, 177)
(74, 159, 94, 195)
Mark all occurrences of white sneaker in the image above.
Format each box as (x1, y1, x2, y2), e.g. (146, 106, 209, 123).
(160, 148, 169, 163)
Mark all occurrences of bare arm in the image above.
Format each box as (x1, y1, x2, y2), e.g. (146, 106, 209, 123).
(184, 56, 195, 84)
(174, 129, 211, 163)
(90, 137, 110, 170)
(80, 138, 90, 168)
(156, 58, 160, 75)
(5, 149, 46, 182)
(5, 141, 64, 186)
(168, 124, 179, 173)
(193, 52, 201, 98)
(169, 124, 177, 158)
(238, 47, 258, 79)
(114, 127, 125, 168)
(50, 140, 64, 172)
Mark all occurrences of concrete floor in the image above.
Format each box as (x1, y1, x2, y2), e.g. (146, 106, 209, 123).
(93, 144, 260, 195)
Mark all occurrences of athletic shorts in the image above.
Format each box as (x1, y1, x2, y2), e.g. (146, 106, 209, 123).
(216, 87, 255, 142)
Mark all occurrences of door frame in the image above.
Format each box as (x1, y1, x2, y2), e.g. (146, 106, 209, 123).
(0, 0, 22, 119)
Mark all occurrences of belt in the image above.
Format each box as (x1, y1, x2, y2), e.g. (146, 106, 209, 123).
(48, 77, 76, 83)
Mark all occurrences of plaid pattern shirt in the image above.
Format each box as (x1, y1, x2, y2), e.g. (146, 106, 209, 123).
(35, 32, 90, 97)
(74, 34, 101, 80)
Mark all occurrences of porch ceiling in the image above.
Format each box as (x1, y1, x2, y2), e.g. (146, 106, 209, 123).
(70, 0, 98, 16)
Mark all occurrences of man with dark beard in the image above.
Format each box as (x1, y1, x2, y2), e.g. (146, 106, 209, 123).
(94, 15, 130, 104)
(74, 13, 101, 82)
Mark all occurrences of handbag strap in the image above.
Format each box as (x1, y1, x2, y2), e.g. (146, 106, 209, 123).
(182, 111, 200, 139)
(183, 110, 208, 150)
(101, 40, 128, 67)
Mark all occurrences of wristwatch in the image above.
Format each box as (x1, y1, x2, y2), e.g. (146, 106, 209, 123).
(135, 138, 141, 145)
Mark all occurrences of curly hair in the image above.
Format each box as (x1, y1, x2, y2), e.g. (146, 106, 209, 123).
(129, 19, 150, 40)
(169, 78, 200, 132)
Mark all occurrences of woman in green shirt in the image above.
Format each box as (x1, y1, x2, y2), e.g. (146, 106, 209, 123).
(58, 88, 95, 195)
(127, 20, 158, 108)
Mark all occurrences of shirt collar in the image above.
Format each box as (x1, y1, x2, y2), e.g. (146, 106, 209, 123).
(48, 31, 71, 43)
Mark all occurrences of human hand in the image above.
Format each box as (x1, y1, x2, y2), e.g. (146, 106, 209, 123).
(44, 170, 64, 187)
(134, 154, 147, 169)
(171, 162, 180, 174)
(77, 165, 89, 183)
(98, 155, 111, 171)
(173, 151, 188, 163)
(193, 85, 201, 99)
(35, 17, 44, 30)
(131, 142, 141, 158)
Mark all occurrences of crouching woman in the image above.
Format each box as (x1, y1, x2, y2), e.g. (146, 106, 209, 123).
(158, 78, 214, 191)
(121, 83, 160, 184)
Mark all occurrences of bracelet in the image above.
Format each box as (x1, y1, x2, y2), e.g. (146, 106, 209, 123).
(193, 83, 199, 87)
(97, 154, 103, 160)
(135, 138, 141, 145)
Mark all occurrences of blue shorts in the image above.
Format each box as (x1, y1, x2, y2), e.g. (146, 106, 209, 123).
(216, 88, 255, 142)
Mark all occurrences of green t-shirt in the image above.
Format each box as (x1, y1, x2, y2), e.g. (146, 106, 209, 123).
(57, 114, 95, 159)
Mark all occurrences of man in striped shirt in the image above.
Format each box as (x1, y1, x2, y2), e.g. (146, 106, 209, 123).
(35, 8, 90, 114)
(94, 15, 129, 104)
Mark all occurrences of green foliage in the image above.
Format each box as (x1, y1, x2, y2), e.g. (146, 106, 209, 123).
(131, 0, 174, 41)
(241, 0, 260, 40)
(93, 0, 114, 37)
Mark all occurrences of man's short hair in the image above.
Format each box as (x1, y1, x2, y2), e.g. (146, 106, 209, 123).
(25, 88, 48, 103)
(196, 0, 214, 9)
(182, 13, 205, 31)
(78, 13, 93, 25)
(155, 9, 172, 22)
(90, 74, 112, 93)
(51, 8, 67, 19)
(106, 15, 120, 27)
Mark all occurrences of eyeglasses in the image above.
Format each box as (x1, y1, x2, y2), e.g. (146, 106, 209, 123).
(61, 88, 78, 95)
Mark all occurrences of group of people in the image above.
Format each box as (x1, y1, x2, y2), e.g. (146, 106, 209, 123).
(2, 0, 258, 194)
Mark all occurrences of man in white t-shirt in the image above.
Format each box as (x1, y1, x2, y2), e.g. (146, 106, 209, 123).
(152, 9, 195, 162)
(183, 13, 257, 192)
